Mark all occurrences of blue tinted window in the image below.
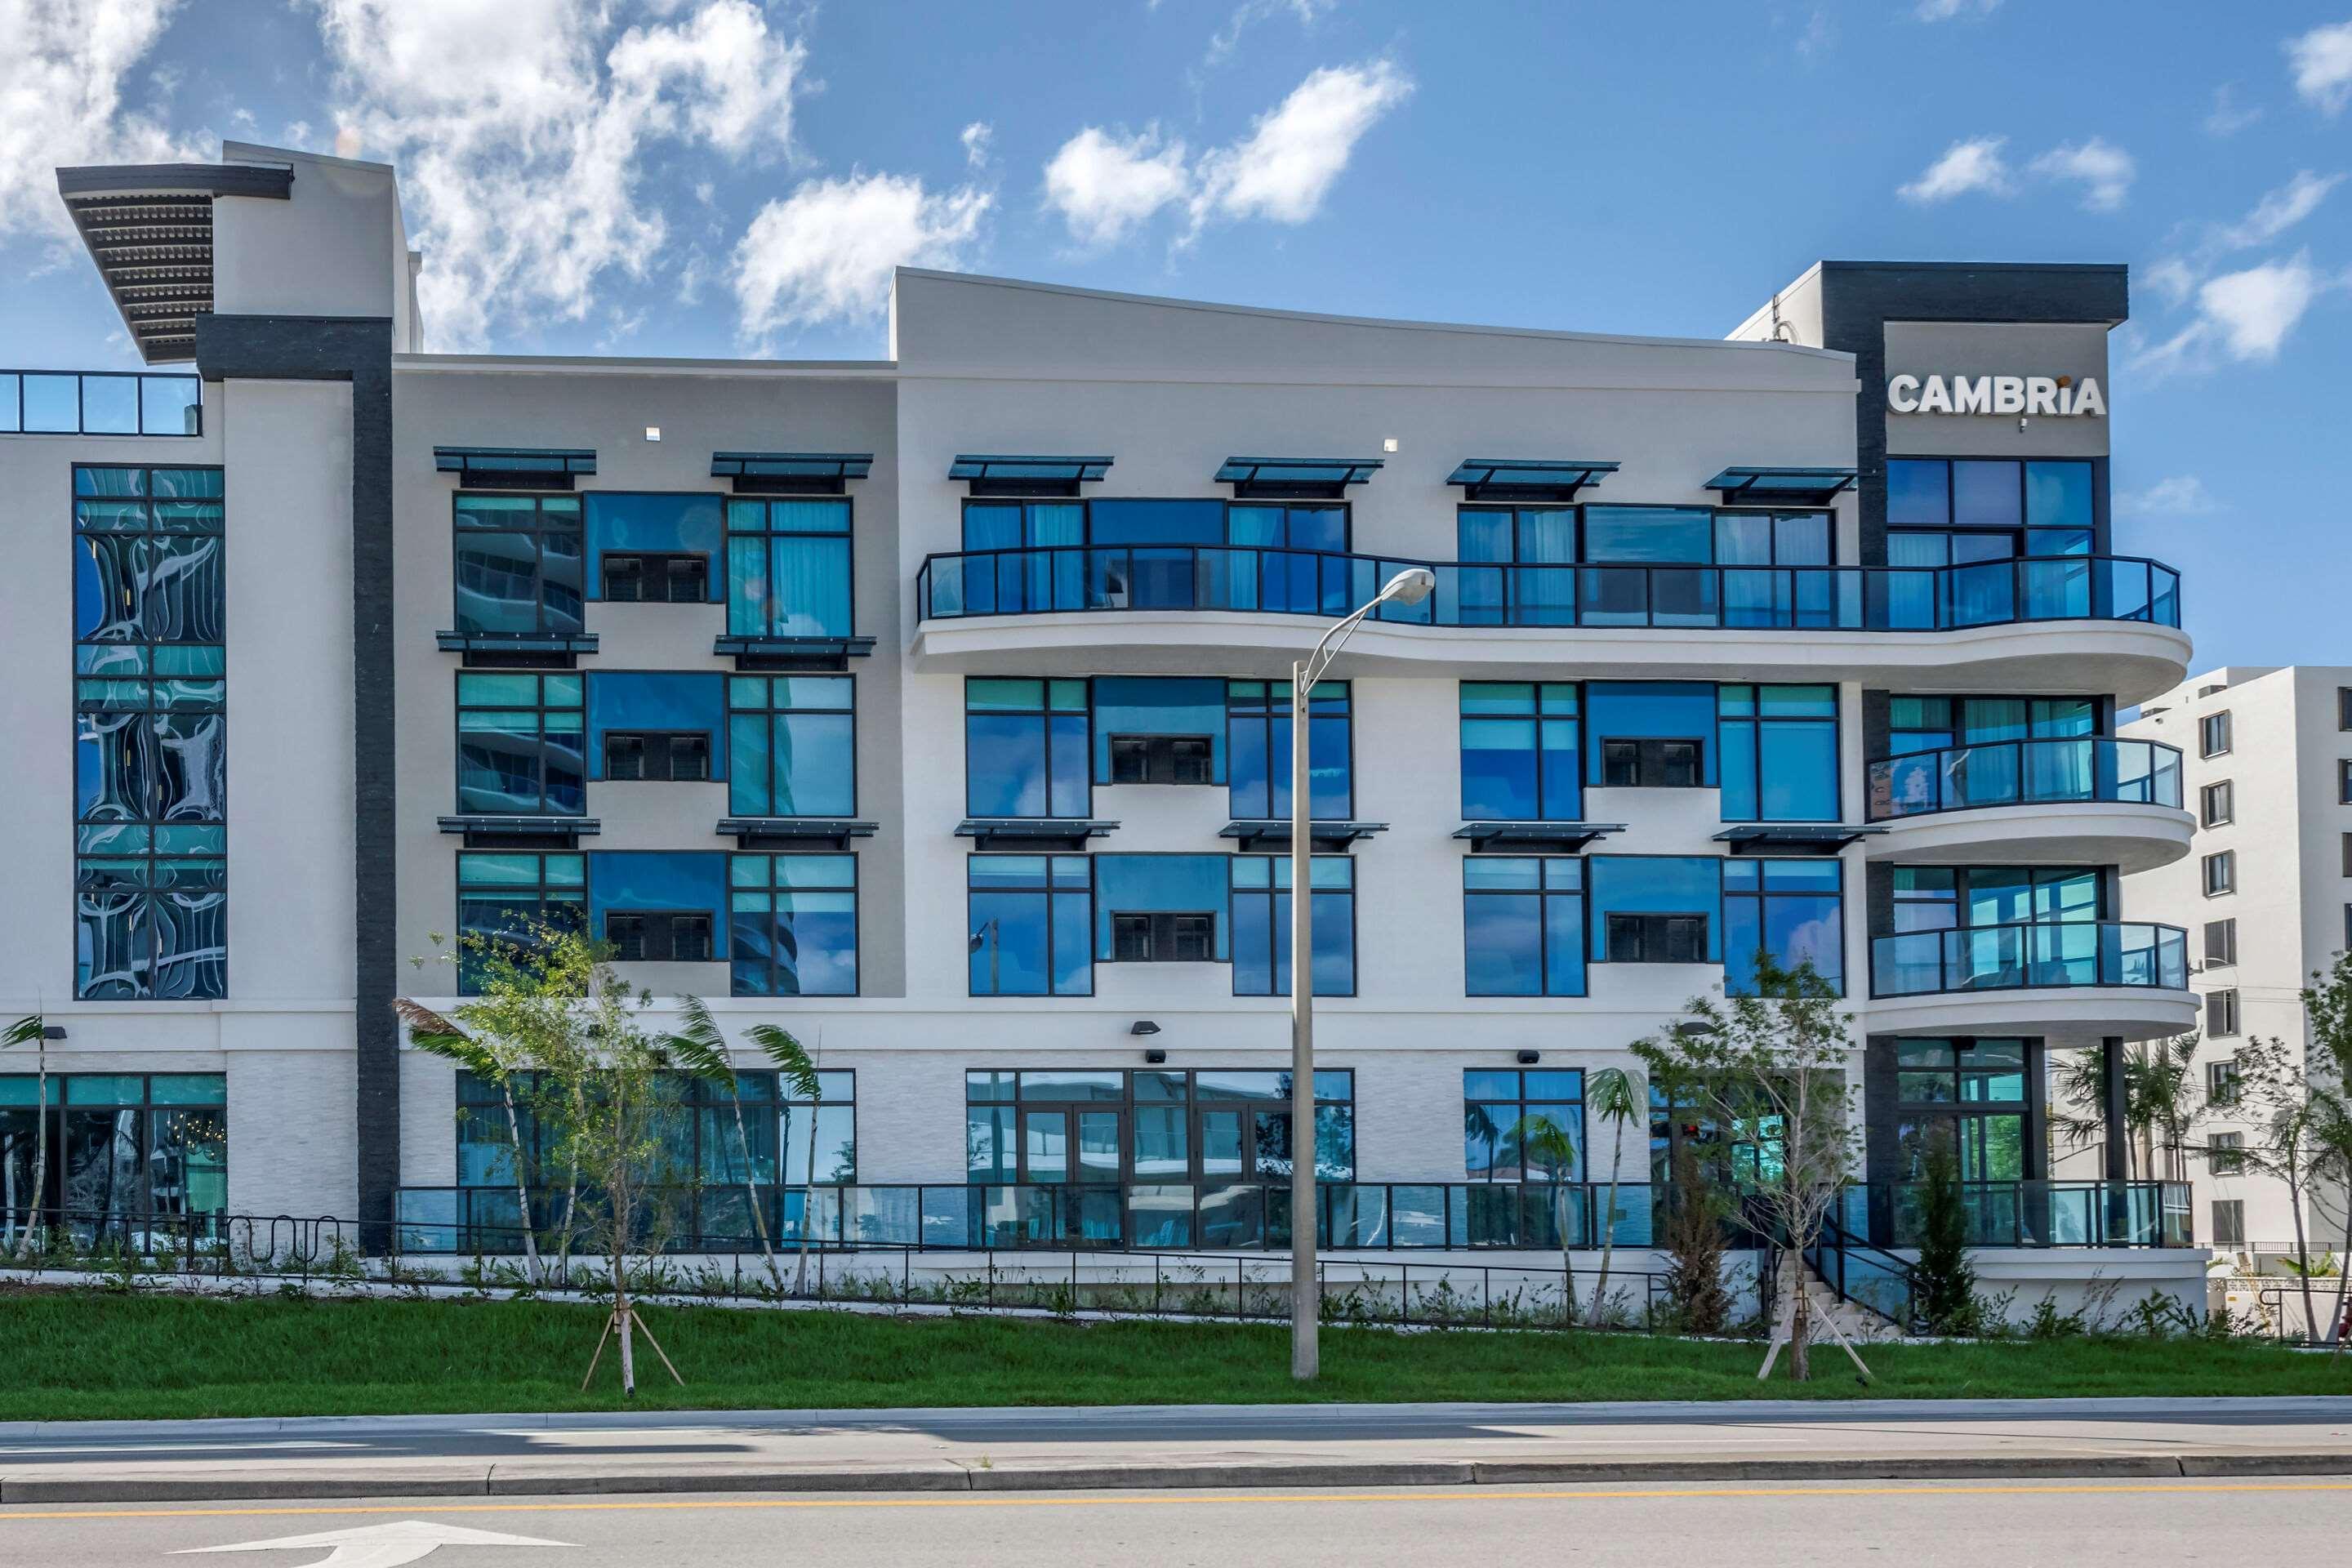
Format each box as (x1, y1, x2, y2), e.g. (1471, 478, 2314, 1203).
(1094, 854, 1231, 960)
(456, 852, 585, 994)
(1463, 857, 1586, 996)
(1582, 506, 1712, 564)
(1584, 682, 1718, 786)
(1459, 682, 1579, 820)
(1953, 461, 2022, 528)
(457, 670, 585, 815)
(1464, 1067, 1585, 1180)
(966, 679, 1090, 818)
(725, 497, 851, 637)
(1227, 680, 1352, 818)
(586, 671, 726, 781)
(730, 853, 857, 996)
(584, 493, 721, 601)
(1886, 461, 1950, 527)
(1588, 856, 1722, 963)
(1089, 498, 1225, 546)
(1723, 858, 1844, 995)
(588, 850, 729, 959)
(1227, 504, 1346, 551)
(1718, 684, 1838, 822)
(1231, 856, 1355, 996)
(1094, 676, 1227, 782)
(2025, 461, 2094, 531)
(727, 675, 853, 817)
(969, 855, 1093, 996)
(454, 493, 584, 635)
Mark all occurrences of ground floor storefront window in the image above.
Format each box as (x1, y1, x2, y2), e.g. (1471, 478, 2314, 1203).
(0, 1072, 226, 1240)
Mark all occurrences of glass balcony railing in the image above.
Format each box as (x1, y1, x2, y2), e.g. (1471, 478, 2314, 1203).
(1869, 920, 2190, 999)
(0, 369, 202, 436)
(1870, 1179, 2194, 1249)
(1866, 737, 2184, 821)
(915, 546, 2183, 632)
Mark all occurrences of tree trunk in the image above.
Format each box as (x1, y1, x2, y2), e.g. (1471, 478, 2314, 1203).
(2287, 1169, 2319, 1343)
(1556, 1178, 1575, 1326)
(1588, 1121, 1624, 1329)
(792, 1101, 819, 1296)
(555, 1082, 585, 1289)
(1788, 1260, 1811, 1382)
(730, 1095, 782, 1292)
(2327, 1199, 2352, 1353)
(20, 1047, 49, 1260)
(500, 1087, 541, 1283)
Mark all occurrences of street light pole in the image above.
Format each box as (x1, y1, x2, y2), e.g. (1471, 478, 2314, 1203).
(1290, 565, 1436, 1382)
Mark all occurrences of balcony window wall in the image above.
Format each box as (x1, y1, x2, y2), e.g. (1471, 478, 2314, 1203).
(1463, 858, 1587, 996)
(725, 497, 851, 637)
(1886, 458, 2096, 623)
(1891, 1038, 2031, 1183)
(1459, 682, 1579, 821)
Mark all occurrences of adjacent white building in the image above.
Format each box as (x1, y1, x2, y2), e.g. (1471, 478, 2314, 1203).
(0, 144, 2214, 1317)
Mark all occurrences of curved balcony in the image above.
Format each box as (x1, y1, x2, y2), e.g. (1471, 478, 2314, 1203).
(1866, 921, 2196, 1043)
(911, 546, 2189, 698)
(1862, 738, 2191, 874)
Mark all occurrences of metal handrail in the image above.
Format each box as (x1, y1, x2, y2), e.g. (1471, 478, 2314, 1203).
(1869, 920, 2191, 999)
(0, 368, 203, 436)
(1866, 737, 2185, 821)
(914, 545, 2184, 632)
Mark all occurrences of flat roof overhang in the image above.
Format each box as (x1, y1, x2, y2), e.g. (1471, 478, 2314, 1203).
(54, 163, 294, 366)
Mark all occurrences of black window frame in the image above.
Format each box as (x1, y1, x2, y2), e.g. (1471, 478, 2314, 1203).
(2203, 849, 2236, 897)
(960, 497, 1355, 553)
(967, 853, 1096, 997)
(1599, 736, 1704, 789)
(599, 550, 710, 604)
(727, 851, 861, 998)
(0, 1071, 229, 1220)
(726, 672, 858, 820)
(964, 677, 1093, 821)
(961, 1067, 1356, 1186)
(1461, 1067, 1588, 1182)
(2199, 710, 2232, 759)
(724, 493, 855, 638)
(454, 849, 588, 995)
(450, 489, 586, 636)
(1226, 678, 1355, 819)
(604, 908, 715, 964)
(1110, 910, 1217, 963)
(1107, 733, 1216, 786)
(2206, 987, 2240, 1038)
(1882, 457, 2101, 560)
(2208, 1131, 2246, 1176)
(2206, 1058, 2241, 1104)
(601, 729, 713, 783)
(1229, 853, 1358, 998)
(2203, 918, 2237, 966)
(1453, 501, 1839, 567)
(452, 669, 586, 817)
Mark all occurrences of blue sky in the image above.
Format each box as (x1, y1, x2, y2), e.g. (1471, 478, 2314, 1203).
(5, 1, 2350, 670)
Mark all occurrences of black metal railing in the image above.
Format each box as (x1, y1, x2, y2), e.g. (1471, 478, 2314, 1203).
(1862, 1179, 2194, 1250)
(0, 369, 203, 436)
(1866, 737, 2185, 821)
(1870, 920, 2190, 999)
(915, 546, 2184, 633)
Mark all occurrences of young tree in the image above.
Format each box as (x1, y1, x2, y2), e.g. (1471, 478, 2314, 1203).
(394, 1000, 543, 1283)
(2290, 951, 2352, 1350)
(1913, 1125, 1979, 1334)
(1633, 956, 1860, 1381)
(1584, 1066, 1644, 1328)
(2233, 1034, 2334, 1343)
(1511, 1112, 1579, 1322)
(3, 1015, 49, 1258)
(2050, 1033, 2205, 1180)
(747, 1024, 824, 1296)
(1657, 1142, 1731, 1335)
(665, 998, 784, 1294)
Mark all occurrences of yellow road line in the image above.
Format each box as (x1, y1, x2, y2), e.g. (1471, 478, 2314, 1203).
(2, 1479, 2350, 1523)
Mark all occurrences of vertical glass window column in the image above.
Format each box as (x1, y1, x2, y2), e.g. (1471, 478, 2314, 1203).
(1718, 684, 1839, 822)
(953, 500, 1085, 615)
(1463, 1068, 1586, 1180)
(1463, 858, 1586, 996)
(1893, 1039, 2030, 1185)
(1226, 502, 1350, 613)
(1723, 859, 1845, 995)
(73, 466, 226, 1000)
(1230, 856, 1356, 996)
(1882, 866, 2103, 994)
(969, 856, 1094, 996)
(966, 679, 1090, 818)
(452, 493, 584, 635)
(455, 853, 586, 994)
(455, 672, 585, 816)
(1459, 683, 1579, 821)
(729, 853, 858, 996)
(727, 675, 854, 817)
(1227, 680, 1352, 818)
(727, 497, 851, 638)
(1456, 506, 1575, 626)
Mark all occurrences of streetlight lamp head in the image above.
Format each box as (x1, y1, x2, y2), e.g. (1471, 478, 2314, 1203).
(1379, 567, 1437, 606)
(1675, 1019, 1720, 1039)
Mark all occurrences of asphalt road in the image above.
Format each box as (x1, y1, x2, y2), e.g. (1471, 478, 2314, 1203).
(6, 1478, 2350, 1567)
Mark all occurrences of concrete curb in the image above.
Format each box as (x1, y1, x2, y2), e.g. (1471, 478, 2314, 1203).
(9, 1451, 2352, 1504)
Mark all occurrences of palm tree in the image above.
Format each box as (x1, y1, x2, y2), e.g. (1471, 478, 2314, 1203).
(1584, 1066, 1644, 1328)
(665, 998, 784, 1293)
(394, 999, 541, 1283)
(3, 1015, 49, 1258)
(746, 1023, 824, 1295)
(1511, 1112, 1579, 1323)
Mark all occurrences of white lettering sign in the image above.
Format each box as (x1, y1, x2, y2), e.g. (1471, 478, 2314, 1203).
(1886, 374, 2104, 417)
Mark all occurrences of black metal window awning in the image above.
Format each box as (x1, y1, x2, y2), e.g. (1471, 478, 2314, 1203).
(712, 634, 876, 670)
(438, 815, 600, 849)
(1220, 819, 1388, 853)
(1215, 457, 1382, 499)
(957, 817, 1119, 851)
(1446, 459, 1619, 502)
(55, 162, 294, 366)
(435, 629, 600, 666)
(711, 452, 873, 495)
(1704, 466, 1859, 505)
(719, 817, 879, 850)
(1454, 822, 1627, 853)
(949, 455, 1113, 497)
(434, 448, 598, 488)
(1712, 823, 1882, 854)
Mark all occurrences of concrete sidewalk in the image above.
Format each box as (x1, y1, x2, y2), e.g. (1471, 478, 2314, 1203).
(2, 1397, 2350, 1503)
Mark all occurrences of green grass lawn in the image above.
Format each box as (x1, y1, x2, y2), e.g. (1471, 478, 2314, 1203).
(2, 1287, 2345, 1421)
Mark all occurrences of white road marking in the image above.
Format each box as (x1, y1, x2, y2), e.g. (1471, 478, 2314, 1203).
(175, 1520, 568, 1567)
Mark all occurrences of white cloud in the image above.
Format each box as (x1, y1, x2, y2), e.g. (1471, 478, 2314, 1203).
(2204, 82, 2262, 136)
(0, 0, 203, 242)
(2029, 137, 2135, 212)
(1043, 126, 1190, 247)
(2287, 20, 2352, 114)
(2141, 256, 2198, 308)
(731, 172, 990, 342)
(2134, 252, 2332, 376)
(1914, 0, 1998, 20)
(1189, 59, 1412, 230)
(960, 121, 993, 168)
(307, 0, 806, 350)
(1205, 0, 1337, 66)
(1793, 7, 1837, 62)
(2114, 476, 2218, 519)
(2213, 169, 2345, 249)
(1896, 136, 2012, 203)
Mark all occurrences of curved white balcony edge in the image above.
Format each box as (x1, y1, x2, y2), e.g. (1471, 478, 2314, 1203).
(1863, 800, 2194, 875)
(1860, 987, 2199, 1047)
(910, 612, 2194, 704)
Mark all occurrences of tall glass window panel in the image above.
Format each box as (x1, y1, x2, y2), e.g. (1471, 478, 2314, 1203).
(1717, 684, 1838, 822)
(583, 492, 721, 602)
(1226, 503, 1348, 614)
(726, 497, 851, 637)
(782, 1071, 857, 1185)
(1459, 683, 1580, 821)
(969, 855, 1093, 996)
(727, 675, 853, 817)
(455, 852, 585, 994)
(455, 671, 585, 815)
(1463, 1068, 1585, 1181)
(452, 493, 584, 635)
(1227, 680, 1352, 818)
(1588, 856, 1722, 964)
(1231, 855, 1356, 996)
(956, 501, 1083, 615)
(965, 679, 1090, 818)
(1723, 858, 1845, 995)
(730, 853, 858, 996)
(1463, 858, 1586, 996)
(1582, 506, 1712, 563)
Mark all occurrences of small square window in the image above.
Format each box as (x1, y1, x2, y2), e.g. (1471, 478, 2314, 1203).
(2212, 1199, 2246, 1247)
(2200, 781, 2233, 827)
(2203, 849, 2235, 896)
(2340, 760, 2352, 804)
(1599, 737, 1704, 789)
(2199, 711, 2232, 758)
(2209, 1131, 2245, 1176)
(2203, 918, 2236, 966)
(2207, 987, 2240, 1037)
(1110, 911, 1215, 963)
(2205, 1058, 2241, 1103)
(2339, 688, 2352, 731)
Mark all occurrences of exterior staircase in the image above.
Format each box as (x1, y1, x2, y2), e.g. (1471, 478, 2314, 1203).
(1769, 1250, 1908, 1346)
